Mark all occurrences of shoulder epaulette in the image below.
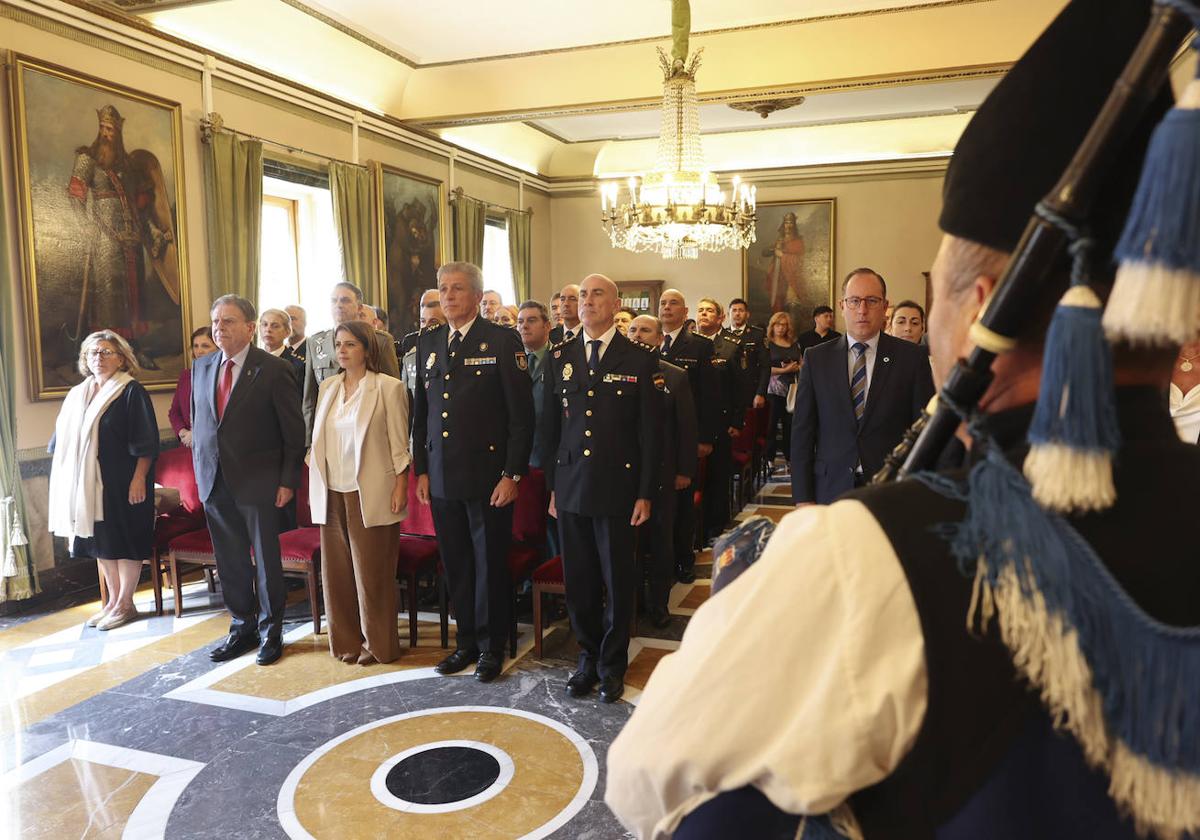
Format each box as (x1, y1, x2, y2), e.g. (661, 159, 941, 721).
(630, 338, 657, 353)
(551, 333, 580, 351)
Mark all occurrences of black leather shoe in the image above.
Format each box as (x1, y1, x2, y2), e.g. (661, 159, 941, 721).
(256, 636, 283, 666)
(676, 567, 696, 584)
(435, 649, 480, 675)
(566, 670, 600, 698)
(474, 651, 504, 683)
(599, 676, 625, 703)
(209, 633, 260, 662)
(649, 606, 672, 629)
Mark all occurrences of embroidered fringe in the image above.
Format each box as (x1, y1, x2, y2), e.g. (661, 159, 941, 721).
(1102, 261, 1200, 347)
(970, 561, 1200, 840)
(1022, 445, 1116, 514)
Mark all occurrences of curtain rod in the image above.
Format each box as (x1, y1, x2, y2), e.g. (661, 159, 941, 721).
(201, 116, 362, 169)
(451, 186, 532, 215)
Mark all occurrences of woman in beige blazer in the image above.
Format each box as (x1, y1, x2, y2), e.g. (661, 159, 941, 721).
(308, 320, 411, 664)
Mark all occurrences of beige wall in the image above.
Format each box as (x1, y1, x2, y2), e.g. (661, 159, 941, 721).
(1, 11, 546, 450)
(549, 172, 945, 329)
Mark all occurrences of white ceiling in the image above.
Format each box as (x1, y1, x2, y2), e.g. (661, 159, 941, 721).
(298, 0, 961, 64)
(528, 76, 1000, 142)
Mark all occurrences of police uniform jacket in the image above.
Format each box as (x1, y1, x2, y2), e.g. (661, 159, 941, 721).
(302, 326, 401, 443)
(412, 318, 534, 500)
(657, 359, 699, 491)
(700, 331, 746, 431)
(543, 330, 663, 518)
(722, 324, 765, 406)
(662, 329, 719, 443)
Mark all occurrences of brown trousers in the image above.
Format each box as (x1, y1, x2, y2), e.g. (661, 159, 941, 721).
(321, 491, 401, 663)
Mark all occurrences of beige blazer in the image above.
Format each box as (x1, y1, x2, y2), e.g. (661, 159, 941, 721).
(308, 371, 411, 528)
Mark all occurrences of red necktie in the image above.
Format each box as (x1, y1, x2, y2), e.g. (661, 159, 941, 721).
(216, 358, 235, 420)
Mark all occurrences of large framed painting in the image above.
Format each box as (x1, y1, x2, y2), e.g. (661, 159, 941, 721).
(9, 54, 191, 399)
(376, 164, 444, 340)
(743, 198, 836, 331)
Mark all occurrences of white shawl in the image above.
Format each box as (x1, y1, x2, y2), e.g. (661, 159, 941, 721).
(47, 371, 134, 540)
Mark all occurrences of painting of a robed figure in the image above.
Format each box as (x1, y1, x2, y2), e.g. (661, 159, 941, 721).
(376, 165, 444, 341)
(743, 199, 836, 329)
(10, 55, 191, 399)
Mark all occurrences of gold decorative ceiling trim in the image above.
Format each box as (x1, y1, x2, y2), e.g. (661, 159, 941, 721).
(275, 0, 419, 68)
(411, 0, 995, 68)
(523, 106, 979, 145)
(412, 63, 1010, 128)
(102, 0, 224, 11)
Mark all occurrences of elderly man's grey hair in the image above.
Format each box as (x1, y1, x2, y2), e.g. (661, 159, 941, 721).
(437, 261, 484, 295)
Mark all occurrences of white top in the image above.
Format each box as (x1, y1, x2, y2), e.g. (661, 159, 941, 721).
(605, 500, 928, 839)
(324, 381, 363, 493)
(845, 332, 881, 403)
(1170, 382, 1200, 444)
(581, 324, 618, 365)
(219, 343, 252, 392)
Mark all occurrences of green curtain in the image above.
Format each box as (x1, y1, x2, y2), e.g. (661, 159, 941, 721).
(0, 182, 37, 602)
(451, 193, 487, 267)
(506, 209, 532, 303)
(203, 130, 263, 302)
(329, 161, 380, 305)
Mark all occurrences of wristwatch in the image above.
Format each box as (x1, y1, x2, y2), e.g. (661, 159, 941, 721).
(500, 471, 522, 483)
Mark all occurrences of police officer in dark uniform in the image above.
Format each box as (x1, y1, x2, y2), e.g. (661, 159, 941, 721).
(722, 297, 767, 410)
(628, 315, 698, 630)
(544, 274, 662, 703)
(695, 297, 746, 540)
(658, 288, 717, 583)
(413, 262, 534, 683)
(400, 290, 444, 401)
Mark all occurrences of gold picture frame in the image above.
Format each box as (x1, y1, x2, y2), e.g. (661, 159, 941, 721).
(374, 163, 446, 339)
(9, 53, 192, 399)
(742, 198, 836, 328)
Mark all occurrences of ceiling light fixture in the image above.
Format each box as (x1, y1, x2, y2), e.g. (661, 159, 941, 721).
(600, 0, 755, 260)
(728, 96, 807, 119)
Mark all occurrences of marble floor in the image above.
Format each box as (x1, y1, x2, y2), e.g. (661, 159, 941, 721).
(1, 479, 796, 839)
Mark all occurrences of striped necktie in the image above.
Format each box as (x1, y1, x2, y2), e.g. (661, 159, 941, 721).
(850, 342, 868, 422)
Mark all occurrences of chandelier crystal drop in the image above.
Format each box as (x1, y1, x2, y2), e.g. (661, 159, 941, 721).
(600, 7, 756, 260)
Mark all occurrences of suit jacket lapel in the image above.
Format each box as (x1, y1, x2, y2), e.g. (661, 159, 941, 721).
(353, 372, 379, 476)
(861, 334, 894, 428)
(220, 349, 260, 425)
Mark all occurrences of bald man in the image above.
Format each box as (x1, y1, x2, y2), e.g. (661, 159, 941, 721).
(543, 274, 663, 703)
(550, 284, 581, 344)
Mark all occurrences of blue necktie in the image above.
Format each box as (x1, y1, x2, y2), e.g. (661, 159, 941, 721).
(588, 339, 602, 376)
(662, 333, 673, 355)
(851, 342, 868, 422)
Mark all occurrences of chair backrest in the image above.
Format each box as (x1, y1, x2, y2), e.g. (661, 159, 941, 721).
(511, 467, 547, 546)
(732, 408, 756, 454)
(154, 446, 202, 513)
(295, 469, 313, 528)
(401, 471, 437, 537)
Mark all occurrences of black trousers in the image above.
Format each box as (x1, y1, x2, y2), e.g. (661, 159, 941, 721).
(646, 484, 678, 611)
(430, 496, 513, 655)
(558, 510, 636, 679)
(204, 470, 286, 641)
(674, 486, 697, 574)
(703, 434, 732, 538)
(766, 393, 791, 463)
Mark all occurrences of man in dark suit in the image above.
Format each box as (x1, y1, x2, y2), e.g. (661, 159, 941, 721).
(302, 281, 400, 444)
(658, 289, 716, 582)
(549, 283, 581, 345)
(629, 315, 698, 629)
(723, 298, 767, 410)
(544, 274, 662, 703)
(414, 262, 534, 683)
(400, 289, 444, 398)
(517, 299, 559, 559)
(791, 268, 934, 505)
(695, 297, 746, 540)
(191, 295, 305, 666)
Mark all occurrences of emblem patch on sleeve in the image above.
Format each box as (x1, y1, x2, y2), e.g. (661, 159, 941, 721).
(653, 373, 666, 391)
(516, 352, 528, 371)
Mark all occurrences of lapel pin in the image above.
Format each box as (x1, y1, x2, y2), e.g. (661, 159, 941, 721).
(479, 341, 488, 352)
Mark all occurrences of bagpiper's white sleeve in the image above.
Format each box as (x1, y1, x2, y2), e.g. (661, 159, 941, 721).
(604, 499, 928, 839)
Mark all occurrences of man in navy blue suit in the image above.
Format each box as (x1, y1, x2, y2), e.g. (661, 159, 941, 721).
(791, 268, 933, 505)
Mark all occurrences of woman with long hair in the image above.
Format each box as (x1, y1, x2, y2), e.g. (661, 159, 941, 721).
(49, 331, 158, 630)
(762, 311, 802, 467)
(168, 326, 217, 448)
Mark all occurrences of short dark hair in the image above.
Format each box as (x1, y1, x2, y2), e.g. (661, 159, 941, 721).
(728, 298, 749, 310)
(333, 320, 381, 373)
(618, 306, 637, 318)
(333, 281, 364, 302)
(211, 294, 256, 322)
(190, 325, 213, 343)
(551, 292, 561, 301)
(812, 305, 834, 319)
(518, 300, 549, 321)
(372, 305, 388, 326)
(841, 267, 887, 299)
(892, 299, 926, 322)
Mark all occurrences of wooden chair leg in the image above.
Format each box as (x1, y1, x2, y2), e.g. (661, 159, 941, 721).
(408, 570, 419, 648)
(169, 553, 184, 618)
(97, 560, 107, 605)
(307, 564, 321, 635)
(150, 553, 163, 617)
(533, 586, 544, 659)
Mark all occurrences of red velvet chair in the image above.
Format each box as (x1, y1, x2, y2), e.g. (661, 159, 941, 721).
(396, 474, 447, 649)
(135, 447, 205, 616)
(531, 555, 565, 659)
(503, 468, 548, 657)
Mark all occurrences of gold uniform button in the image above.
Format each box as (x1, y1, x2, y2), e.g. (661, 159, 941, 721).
(442, 431, 449, 438)
(476, 370, 482, 376)
(443, 392, 450, 399)
(489, 445, 496, 451)
(587, 390, 594, 397)
(584, 430, 592, 437)
(444, 374, 450, 380)
(585, 410, 592, 417)
(625, 463, 632, 469)
(441, 411, 448, 418)
(616, 389, 623, 395)
(583, 449, 591, 457)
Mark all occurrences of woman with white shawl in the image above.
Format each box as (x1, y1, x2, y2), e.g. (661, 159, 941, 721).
(48, 330, 159, 630)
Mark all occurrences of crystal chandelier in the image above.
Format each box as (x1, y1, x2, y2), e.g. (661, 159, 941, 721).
(600, 2, 756, 260)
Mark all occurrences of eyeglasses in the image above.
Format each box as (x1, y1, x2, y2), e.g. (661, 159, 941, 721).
(842, 296, 885, 310)
(86, 349, 117, 359)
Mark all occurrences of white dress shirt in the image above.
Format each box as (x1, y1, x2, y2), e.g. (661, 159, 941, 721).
(845, 332, 881, 404)
(581, 324, 618, 365)
(605, 500, 928, 839)
(561, 324, 579, 341)
(219, 343, 252, 393)
(324, 381, 363, 493)
(448, 316, 478, 344)
(1170, 382, 1200, 444)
